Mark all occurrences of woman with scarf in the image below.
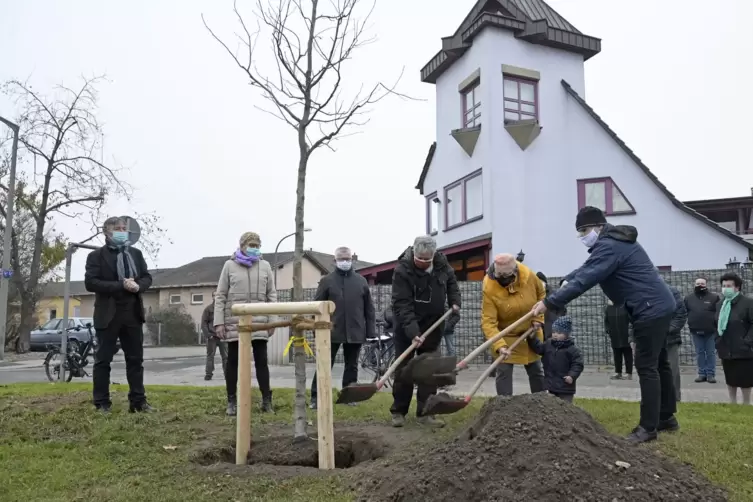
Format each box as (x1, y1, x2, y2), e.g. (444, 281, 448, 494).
(481, 253, 546, 396)
(214, 232, 277, 415)
(715, 271, 753, 405)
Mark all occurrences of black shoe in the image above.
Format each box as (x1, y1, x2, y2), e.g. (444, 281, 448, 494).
(204, 375, 212, 381)
(657, 416, 680, 433)
(707, 376, 717, 384)
(129, 402, 155, 413)
(694, 375, 707, 383)
(226, 396, 237, 416)
(626, 426, 657, 443)
(95, 404, 112, 414)
(261, 394, 274, 413)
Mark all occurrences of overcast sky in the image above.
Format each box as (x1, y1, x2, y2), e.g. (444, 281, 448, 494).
(2, 0, 751, 279)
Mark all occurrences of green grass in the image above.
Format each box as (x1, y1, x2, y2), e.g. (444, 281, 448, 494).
(0, 384, 751, 502)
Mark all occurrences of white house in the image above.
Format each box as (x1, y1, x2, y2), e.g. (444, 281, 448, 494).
(409, 0, 753, 278)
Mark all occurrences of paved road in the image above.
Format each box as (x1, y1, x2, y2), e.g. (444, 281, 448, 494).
(0, 347, 730, 403)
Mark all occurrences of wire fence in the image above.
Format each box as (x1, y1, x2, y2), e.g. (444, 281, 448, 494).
(278, 267, 753, 367)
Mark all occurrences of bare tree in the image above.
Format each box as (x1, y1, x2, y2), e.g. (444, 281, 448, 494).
(0, 76, 165, 352)
(204, 0, 407, 440)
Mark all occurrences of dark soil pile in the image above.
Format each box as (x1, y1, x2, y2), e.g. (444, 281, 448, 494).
(352, 393, 726, 502)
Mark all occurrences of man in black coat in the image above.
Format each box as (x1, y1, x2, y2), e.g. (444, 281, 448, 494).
(665, 280, 688, 402)
(390, 236, 461, 428)
(202, 292, 228, 381)
(604, 300, 632, 379)
(84, 216, 153, 413)
(684, 277, 720, 383)
(310, 247, 376, 409)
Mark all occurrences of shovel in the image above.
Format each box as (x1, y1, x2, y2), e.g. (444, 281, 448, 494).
(422, 326, 537, 416)
(336, 309, 454, 404)
(411, 311, 535, 387)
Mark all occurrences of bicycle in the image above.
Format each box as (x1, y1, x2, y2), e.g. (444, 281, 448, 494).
(359, 321, 396, 388)
(43, 323, 98, 382)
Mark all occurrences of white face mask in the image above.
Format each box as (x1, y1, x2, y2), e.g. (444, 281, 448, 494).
(579, 229, 599, 248)
(336, 260, 352, 271)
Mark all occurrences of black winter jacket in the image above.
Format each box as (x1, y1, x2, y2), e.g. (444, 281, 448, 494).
(714, 294, 753, 360)
(314, 269, 376, 344)
(604, 304, 631, 349)
(528, 337, 584, 395)
(684, 291, 721, 334)
(391, 247, 461, 349)
(666, 284, 688, 346)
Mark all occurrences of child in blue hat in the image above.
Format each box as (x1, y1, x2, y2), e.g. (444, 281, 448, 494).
(528, 315, 584, 403)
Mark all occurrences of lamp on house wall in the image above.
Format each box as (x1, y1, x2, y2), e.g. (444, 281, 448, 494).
(726, 257, 741, 270)
(516, 249, 525, 263)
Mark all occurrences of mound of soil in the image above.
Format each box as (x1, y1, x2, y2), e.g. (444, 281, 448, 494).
(352, 393, 726, 502)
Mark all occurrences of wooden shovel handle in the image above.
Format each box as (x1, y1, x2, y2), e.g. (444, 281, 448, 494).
(458, 311, 537, 369)
(466, 326, 537, 398)
(377, 309, 454, 387)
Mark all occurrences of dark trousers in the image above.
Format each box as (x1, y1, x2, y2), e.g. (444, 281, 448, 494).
(632, 315, 676, 431)
(390, 334, 439, 417)
(225, 340, 271, 399)
(92, 314, 145, 407)
(205, 336, 228, 377)
(550, 392, 573, 403)
(311, 342, 361, 401)
(613, 346, 633, 375)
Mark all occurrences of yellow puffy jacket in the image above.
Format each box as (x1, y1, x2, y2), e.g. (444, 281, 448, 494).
(481, 262, 545, 365)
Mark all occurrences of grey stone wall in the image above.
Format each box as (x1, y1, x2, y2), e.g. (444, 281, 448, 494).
(278, 268, 753, 366)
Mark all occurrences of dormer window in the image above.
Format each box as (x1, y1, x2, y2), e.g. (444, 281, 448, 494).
(461, 81, 481, 128)
(503, 75, 538, 122)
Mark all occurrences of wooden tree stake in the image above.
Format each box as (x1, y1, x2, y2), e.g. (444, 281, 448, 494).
(236, 314, 253, 465)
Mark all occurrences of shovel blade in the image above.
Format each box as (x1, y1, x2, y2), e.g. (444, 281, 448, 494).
(407, 354, 458, 385)
(336, 383, 378, 404)
(423, 392, 469, 416)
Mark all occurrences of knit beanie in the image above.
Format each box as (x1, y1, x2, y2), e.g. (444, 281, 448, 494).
(575, 206, 607, 230)
(551, 316, 573, 336)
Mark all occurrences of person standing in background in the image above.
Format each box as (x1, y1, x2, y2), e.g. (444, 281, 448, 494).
(202, 292, 228, 381)
(715, 272, 753, 405)
(604, 299, 632, 380)
(684, 277, 720, 383)
(310, 246, 376, 409)
(536, 272, 566, 341)
(85, 216, 153, 414)
(442, 310, 460, 357)
(664, 279, 688, 402)
(214, 232, 277, 416)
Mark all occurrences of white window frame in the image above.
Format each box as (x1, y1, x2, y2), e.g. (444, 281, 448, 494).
(191, 293, 204, 305)
(169, 294, 182, 305)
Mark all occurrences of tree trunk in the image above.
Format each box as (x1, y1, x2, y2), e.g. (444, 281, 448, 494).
(15, 293, 34, 353)
(292, 142, 309, 440)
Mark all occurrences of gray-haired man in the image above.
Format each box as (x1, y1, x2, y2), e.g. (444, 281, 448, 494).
(310, 247, 376, 409)
(84, 217, 153, 413)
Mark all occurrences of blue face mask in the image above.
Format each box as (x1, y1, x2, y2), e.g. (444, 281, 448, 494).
(111, 231, 128, 245)
(245, 247, 261, 257)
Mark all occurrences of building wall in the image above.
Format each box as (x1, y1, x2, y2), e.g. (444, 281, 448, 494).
(424, 28, 748, 276)
(273, 258, 327, 291)
(35, 297, 82, 324)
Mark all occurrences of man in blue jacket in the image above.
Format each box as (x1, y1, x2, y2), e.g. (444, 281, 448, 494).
(531, 206, 677, 443)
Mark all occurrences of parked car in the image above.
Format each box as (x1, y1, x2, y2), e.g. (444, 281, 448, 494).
(30, 317, 95, 352)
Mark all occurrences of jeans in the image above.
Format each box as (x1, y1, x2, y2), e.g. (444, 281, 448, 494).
(93, 313, 145, 407)
(205, 336, 228, 377)
(225, 340, 271, 399)
(632, 315, 676, 431)
(311, 342, 361, 401)
(691, 332, 716, 377)
(666, 343, 682, 402)
(612, 347, 633, 375)
(494, 360, 545, 396)
(443, 333, 456, 357)
(391, 334, 440, 417)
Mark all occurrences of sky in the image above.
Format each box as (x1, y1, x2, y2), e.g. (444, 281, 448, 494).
(1, 0, 751, 279)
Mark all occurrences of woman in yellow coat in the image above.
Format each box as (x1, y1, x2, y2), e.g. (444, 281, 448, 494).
(482, 253, 546, 396)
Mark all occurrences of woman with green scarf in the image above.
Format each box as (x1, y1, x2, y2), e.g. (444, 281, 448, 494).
(715, 272, 753, 405)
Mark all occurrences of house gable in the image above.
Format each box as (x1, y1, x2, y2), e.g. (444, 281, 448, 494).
(562, 79, 753, 254)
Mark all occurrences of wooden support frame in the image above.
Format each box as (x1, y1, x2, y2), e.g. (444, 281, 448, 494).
(231, 300, 336, 469)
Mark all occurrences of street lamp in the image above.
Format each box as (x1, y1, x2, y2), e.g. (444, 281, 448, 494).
(516, 249, 525, 263)
(0, 116, 19, 360)
(273, 228, 312, 286)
